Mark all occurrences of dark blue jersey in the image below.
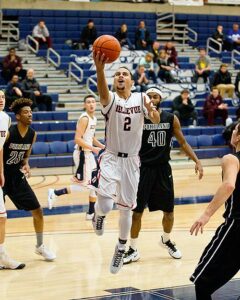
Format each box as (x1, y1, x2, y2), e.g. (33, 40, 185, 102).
(223, 151, 240, 219)
(3, 124, 35, 175)
(139, 110, 174, 166)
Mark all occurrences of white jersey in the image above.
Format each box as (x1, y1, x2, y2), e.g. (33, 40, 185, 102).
(102, 91, 148, 156)
(0, 111, 10, 151)
(75, 112, 97, 151)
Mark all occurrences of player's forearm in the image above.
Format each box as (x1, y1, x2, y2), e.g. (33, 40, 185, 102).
(181, 142, 199, 163)
(93, 137, 105, 149)
(204, 182, 235, 218)
(97, 69, 110, 106)
(75, 137, 94, 151)
(148, 110, 160, 124)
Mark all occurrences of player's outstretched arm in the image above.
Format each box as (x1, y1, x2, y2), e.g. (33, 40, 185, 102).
(190, 154, 239, 236)
(173, 116, 203, 179)
(93, 51, 110, 107)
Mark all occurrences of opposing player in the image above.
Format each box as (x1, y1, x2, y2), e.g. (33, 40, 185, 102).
(190, 123, 240, 300)
(48, 95, 105, 219)
(92, 51, 160, 274)
(0, 90, 25, 269)
(124, 87, 203, 264)
(3, 98, 56, 261)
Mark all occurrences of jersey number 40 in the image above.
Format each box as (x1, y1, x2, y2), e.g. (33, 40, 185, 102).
(147, 131, 166, 147)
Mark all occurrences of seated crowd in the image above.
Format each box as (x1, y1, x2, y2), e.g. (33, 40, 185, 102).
(1, 16, 240, 130)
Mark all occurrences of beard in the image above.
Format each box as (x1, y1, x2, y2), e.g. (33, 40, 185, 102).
(116, 86, 125, 91)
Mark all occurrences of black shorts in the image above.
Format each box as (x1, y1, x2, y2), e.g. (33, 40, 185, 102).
(3, 173, 40, 211)
(134, 162, 174, 213)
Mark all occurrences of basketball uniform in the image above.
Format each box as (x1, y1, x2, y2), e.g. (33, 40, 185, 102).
(3, 125, 40, 211)
(98, 91, 148, 210)
(134, 110, 175, 213)
(190, 151, 240, 296)
(73, 112, 97, 185)
(0, 111, 10, 217)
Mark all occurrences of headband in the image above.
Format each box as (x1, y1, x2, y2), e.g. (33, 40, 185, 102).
(146, 87, 163, 98)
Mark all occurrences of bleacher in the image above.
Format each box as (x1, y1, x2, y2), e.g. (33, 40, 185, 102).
(1, 9, 239, 167)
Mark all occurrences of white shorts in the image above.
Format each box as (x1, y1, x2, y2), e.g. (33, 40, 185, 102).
(73, 150, 97, 185)
(0, 188, 7, 218)
(98, 151, 140, 210)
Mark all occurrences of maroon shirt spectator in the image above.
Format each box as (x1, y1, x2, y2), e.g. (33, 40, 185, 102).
(1, 48, 26, 82)
(164, 41, 178, 67)
(203, 87, 228, 126)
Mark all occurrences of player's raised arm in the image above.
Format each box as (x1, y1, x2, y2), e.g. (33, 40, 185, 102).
(93, 51, 110, 107)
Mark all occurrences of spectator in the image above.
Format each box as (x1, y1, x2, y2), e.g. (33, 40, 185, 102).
(193, 48, 211, 84)
(235, 71, 240, 98)
(5, 75, 37, 111)
(227, 23, 240, 50)
(135, 20, 151, 50)
(138, 52, 157, 83)
(33, 20, 52, 48)
(80, 19, 97, 50)
(133, 65, 150, 92)
(172, 89, 198, 126)
(22, 69, 52, 111)
(1, 48, 27, 83)
(211, 25, 229, 51)
(164, 41, 179, 67)
(157, 49, 175, 83)
(212, 64, 235, 98)
(151, 41, 161, 63)
(115, 23, 134, 50)
(203, 87, 228, 126)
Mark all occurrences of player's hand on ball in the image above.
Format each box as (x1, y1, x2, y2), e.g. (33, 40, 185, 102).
(93, 51, 108, 70)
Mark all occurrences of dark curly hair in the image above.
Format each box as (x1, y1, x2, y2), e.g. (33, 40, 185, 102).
(10, 98, 33, 114)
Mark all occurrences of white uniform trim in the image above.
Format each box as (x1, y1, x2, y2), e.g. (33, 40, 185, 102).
(0, 111, 9, 217)
(192, 219, 235, 283)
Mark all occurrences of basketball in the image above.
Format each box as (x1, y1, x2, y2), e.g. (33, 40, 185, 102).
(93, 35, 121, 63)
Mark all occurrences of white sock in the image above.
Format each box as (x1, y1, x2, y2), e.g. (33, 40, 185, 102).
(0, 243, 4, 253)
(162, 232, 170, 243)
(130, 238, 138, 250)
(70, 185, 84, 193)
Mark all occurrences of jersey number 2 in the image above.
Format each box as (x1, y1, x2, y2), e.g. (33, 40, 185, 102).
(124, 117, 131, 131)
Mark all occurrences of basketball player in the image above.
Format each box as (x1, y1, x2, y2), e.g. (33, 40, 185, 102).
(91, 51, 160, 274)
(190, 122, 240, 300)
(3, 98, 56, 261)
(0, 90, 25, 269)
(124, 87, 203, 264)
(48, 95, 105, 220)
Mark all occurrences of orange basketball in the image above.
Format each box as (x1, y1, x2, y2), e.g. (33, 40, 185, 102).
(93, 35, 121, 63)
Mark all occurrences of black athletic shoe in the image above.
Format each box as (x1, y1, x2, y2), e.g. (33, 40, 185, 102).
(160, 236, 182, 259)
(123, 247, 140, 264)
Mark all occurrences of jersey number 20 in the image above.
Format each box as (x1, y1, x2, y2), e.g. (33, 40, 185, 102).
(148, 131, 166, 147)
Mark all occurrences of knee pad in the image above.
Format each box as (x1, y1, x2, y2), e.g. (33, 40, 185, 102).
(95, 194, 114, 215)
(89, 189, 96, 198)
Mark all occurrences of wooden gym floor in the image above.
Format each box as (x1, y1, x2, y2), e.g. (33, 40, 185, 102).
(2, 163, 240, 300)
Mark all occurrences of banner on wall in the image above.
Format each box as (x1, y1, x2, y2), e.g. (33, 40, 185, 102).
(208, 0, 240, 3)
(168, 0, 204, 5)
